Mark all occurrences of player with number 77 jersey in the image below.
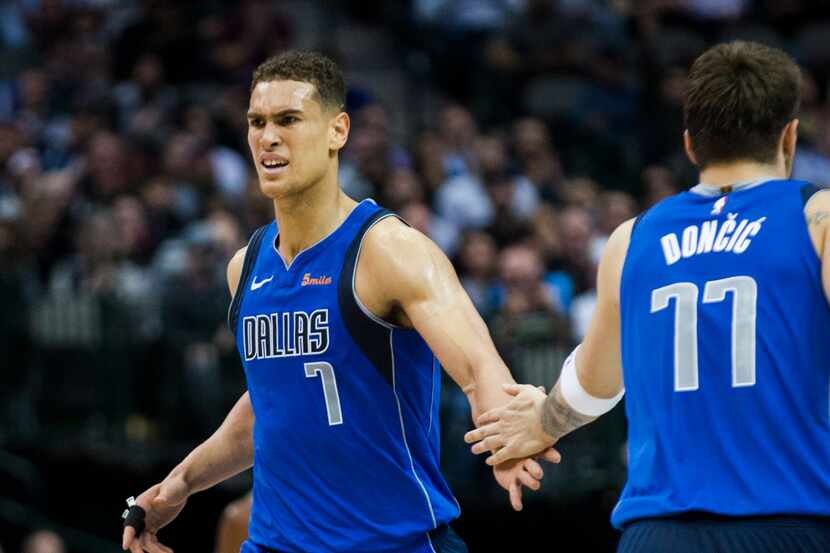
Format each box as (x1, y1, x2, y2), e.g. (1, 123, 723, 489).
(465, 41, 830, 553)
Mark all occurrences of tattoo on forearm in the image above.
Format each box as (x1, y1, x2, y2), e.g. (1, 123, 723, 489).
(540, 386, 597, 442)
(807, 211, 830, 227)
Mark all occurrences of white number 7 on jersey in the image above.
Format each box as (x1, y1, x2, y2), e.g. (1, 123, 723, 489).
(304, 362, 344, 425)
(650, 276, 757, 392)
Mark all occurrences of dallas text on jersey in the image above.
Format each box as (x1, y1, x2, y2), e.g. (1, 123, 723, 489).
(243, 309, 330, 360)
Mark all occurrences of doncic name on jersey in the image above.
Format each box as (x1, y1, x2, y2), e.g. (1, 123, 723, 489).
(242, 309, 330, 360)
(659, 210, 768, 266)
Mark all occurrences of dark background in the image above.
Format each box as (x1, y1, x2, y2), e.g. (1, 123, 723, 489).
(1, 0, 829, 551)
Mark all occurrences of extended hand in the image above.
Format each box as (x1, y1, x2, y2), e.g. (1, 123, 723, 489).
(122, 475, 189, 553)
(464, 383, 561, 466)
(492, 457, 548, 511)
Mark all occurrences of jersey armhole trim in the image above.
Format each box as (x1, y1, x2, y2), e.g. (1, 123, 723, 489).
(801, 182, 827, 206)
(352, 213, 410, 331)
(227, 224, 269, 333)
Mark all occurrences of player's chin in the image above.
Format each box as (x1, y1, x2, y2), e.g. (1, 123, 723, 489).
(258, 176, 295, 199)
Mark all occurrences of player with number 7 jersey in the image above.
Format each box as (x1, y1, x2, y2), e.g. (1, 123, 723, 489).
(228, 199, 462, 551)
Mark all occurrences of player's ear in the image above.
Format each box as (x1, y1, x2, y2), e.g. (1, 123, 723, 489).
(781, 118, 798, 160)
(328, 110, 350, 152)
(683, 130, 699, 167)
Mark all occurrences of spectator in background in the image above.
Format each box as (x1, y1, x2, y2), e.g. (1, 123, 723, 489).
(437, 104, 478, 178)
(113, 52, 178, 134)
(400, 200, 460, 257)
(794, 108, 830, 188)
(381, 168, 425, 212)
(641, 164, 680, 208)
(159, 222, 235, 438)
(77, 130, 133, 204)
(488, 244, 571, 386)
(160, 131, 217, 223)
(21, 530, 65, 553)
(435, 133, 537, 233)
(341, 102, 410, 200)
(456, 230, 498, 315)
(511, 117, 564, 204)
(183, 104, 250, 200)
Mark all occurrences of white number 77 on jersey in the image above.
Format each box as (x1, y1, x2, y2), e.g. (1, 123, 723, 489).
(651, 275, 757, 391)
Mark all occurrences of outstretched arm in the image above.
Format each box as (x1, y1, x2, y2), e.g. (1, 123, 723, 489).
(357, 218, 559, 510)
(123, 248, 255, 553)
(464, 219, 633, 465)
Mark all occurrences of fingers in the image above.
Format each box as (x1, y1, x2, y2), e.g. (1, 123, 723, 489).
(463, 422, 495, 444)
(474, 409, 502, 427)
(540, 448, 562, 464)
(470, 434, 505, 455)
(523, 458, 544, 480)
(485, 444, 519, 466)
(517, 467, 541, 491)
(122, 526, 135, 551)
(141, 533, 174, 553)
(128, 538, 144, 553)
(508, 480, 523, 511)
(502, 383, 522, 396)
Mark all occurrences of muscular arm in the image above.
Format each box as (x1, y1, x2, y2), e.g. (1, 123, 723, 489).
(356, 219, 517, 421)
(805, 190, 830, 302)
(356, 219, 556, 510)
(465, 219, 632, 464)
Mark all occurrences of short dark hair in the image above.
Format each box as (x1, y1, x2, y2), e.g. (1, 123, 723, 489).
(684, 41, 801, 167)
(251, 50, 346, 111)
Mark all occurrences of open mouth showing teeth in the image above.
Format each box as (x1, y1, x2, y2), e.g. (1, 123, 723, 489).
(262, 160, 288, 169)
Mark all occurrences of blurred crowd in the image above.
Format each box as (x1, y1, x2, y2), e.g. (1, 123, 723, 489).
(1, 0, 829, 551)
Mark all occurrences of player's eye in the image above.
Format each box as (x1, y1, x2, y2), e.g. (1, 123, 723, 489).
(249, 118, 264, 128)
(280, 115, 299, 126)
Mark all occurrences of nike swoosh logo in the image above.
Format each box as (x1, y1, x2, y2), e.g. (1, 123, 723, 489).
(250, 275, 273, 291)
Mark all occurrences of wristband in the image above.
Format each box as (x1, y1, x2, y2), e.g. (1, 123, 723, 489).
(559, 345, 624, 417)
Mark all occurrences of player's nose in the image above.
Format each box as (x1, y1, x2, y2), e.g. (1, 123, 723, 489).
(260, 123, 283, 149)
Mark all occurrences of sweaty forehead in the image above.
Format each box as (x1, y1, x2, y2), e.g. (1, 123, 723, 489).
(249, 80, 321, 114)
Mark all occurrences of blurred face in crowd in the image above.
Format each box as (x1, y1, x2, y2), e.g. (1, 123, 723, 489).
(247, 80, 349, 200)
(499, 244, 546, 313)
(385, 168, 424, 210)
(513, 117, 551, 159)
(476, 135, 508, 174)
(88, 131, 130, 197)
(440, 105, 477, 150)
(559, 206, 594, 263)
(400, 202, 432, 236)
(600, 191, 636, 235)
(460, 231, 497, 279)
(22, 531, 65, 553)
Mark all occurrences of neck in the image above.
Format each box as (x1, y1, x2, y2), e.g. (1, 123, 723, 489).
(698, 159, 786, 188)
(272, 170, 357, 265)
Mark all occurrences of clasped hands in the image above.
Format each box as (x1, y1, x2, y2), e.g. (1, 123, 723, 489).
(465, 383, 561, 511)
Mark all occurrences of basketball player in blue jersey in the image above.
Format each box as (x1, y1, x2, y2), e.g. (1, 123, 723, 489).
(465, 41, 830, 551)
(121, 51, 558, 553)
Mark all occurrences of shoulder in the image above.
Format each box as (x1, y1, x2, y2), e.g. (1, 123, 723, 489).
(805, 185, 830, 214)
(603, 218, 636, 263)
(227, 246, 247, 297)
(597, 218, 636, 303)
(358, 215, 454, 298)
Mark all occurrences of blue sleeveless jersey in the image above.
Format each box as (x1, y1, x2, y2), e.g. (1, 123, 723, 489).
(613, 179, 830, 529)
(229, 199, 459, 552)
